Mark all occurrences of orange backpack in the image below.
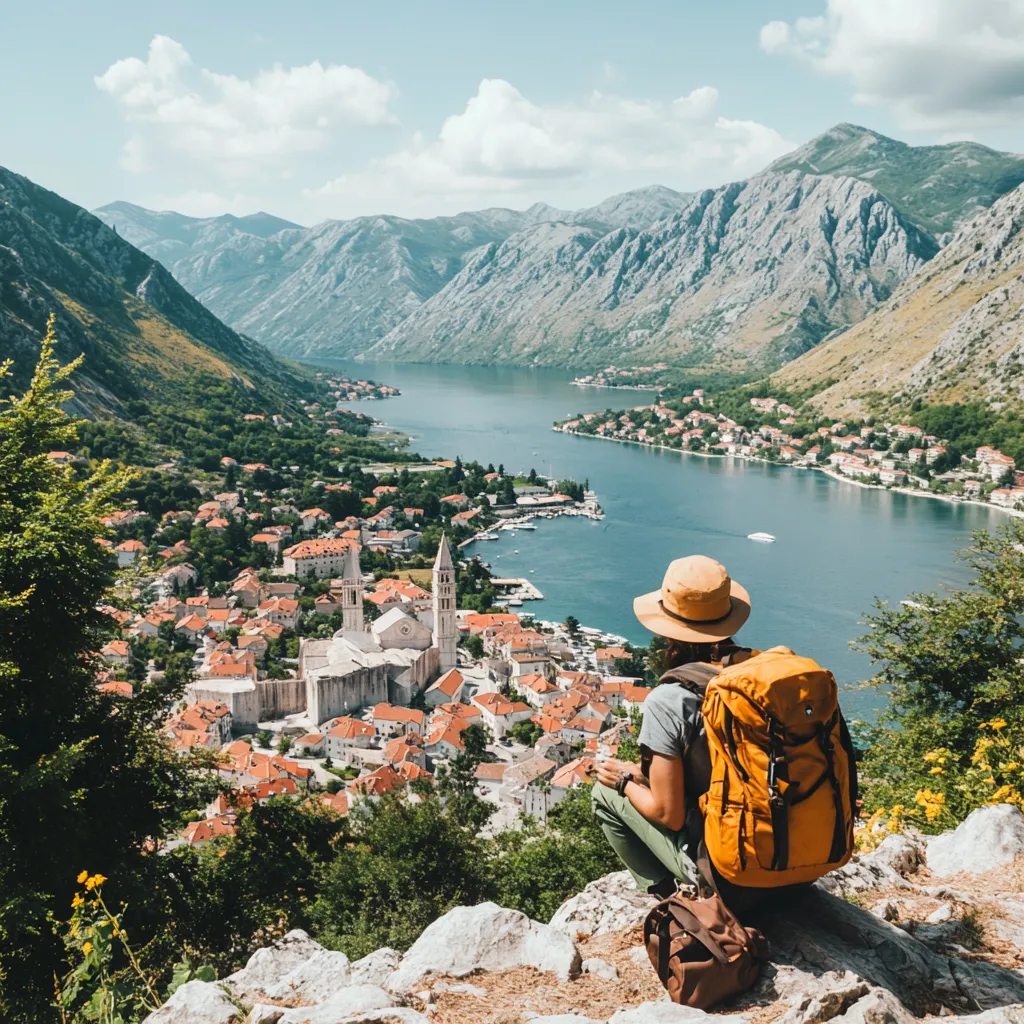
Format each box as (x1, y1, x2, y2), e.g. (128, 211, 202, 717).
(674, 647, 858, 888)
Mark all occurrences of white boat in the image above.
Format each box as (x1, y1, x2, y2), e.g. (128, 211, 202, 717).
(529, 569, 536, 573)
(747, 532, 776, 543)
(508, 598, 524, 607)
(476, 532, 499, 541)
(517, 522, 537, 530)
(513, 549, 519, 554)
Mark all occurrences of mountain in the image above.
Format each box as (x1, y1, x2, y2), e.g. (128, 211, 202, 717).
(772, 181, 1024, 415)
(93, 188, 694, 360)
(0, 168, 305, 417)
(367, 171, 937, 372)
(769, 123, 1024, 237)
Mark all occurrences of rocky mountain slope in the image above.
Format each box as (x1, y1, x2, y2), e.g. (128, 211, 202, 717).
(145, 804, 1024, 1024)
(0, 168, 305, 417)
(94, 187, 693, 360)
(770, 123, 1024, 237)
(368, 171, 937, 372)
(773, 180, 1024, 416)
(93, 125, 1024, 373)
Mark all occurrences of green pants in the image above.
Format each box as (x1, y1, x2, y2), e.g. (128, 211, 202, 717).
(591, 782, 698, 893)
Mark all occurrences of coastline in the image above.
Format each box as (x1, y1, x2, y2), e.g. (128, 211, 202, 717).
(554, 426, 1024, 521)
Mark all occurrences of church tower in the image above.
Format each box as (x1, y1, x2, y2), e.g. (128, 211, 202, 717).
(342, 543, 365, 632)
(432, 533, 458, 672)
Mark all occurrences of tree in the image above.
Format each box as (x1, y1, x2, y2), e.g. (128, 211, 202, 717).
(509, 720, 543, 747)
(856, 523, 1024, 829)
(436, 723, 494, 829)
(563, 615, 581, 638)
(311, 794, 494, 958)
(256, 729, 273, 749)
(0, 321, 196, 1021)
(461, 633, 484, 660)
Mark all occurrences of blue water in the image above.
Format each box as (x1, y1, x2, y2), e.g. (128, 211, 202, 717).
(312, 359, 999, 718)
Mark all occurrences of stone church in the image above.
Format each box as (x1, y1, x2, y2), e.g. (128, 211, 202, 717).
(298, 536, 458, 726)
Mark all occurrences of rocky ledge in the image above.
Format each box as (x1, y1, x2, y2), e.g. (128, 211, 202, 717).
(147, 804, 1024, 1024)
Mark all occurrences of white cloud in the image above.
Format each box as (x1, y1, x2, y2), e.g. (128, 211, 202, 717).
(308, 78, 795, 217)
(761, 0, 1024, 131)
(96, 35, 396, 179)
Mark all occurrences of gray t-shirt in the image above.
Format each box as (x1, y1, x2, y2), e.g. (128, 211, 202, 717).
(638, 682, 711, 839)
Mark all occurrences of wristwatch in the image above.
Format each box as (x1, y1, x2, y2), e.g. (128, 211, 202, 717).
(615, 770, 635, 796)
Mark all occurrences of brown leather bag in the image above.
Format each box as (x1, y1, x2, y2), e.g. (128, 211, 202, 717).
(643, 894, 768, 1009)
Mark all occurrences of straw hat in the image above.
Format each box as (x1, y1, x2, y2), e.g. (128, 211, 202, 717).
(633, 555, 750, 643)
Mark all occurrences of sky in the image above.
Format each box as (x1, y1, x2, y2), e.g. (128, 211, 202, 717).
(3, 0, 1024, 225)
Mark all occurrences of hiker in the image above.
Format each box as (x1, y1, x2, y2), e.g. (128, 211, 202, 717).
(592, 554, 755, 899)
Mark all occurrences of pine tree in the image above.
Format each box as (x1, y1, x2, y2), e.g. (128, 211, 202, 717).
(0, 319, 196, 1021)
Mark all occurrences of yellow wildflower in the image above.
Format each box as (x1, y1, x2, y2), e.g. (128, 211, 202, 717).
(925, 803, 943, 821)
(85, 873, 107, 890)
(82, 942, 93, 955)
(77, 871, 89, 885)
(71, 895, 84, 909)
(990, 719, 1008, 731)
(929, 766, 944, 775)
(924, 750, 940, 762)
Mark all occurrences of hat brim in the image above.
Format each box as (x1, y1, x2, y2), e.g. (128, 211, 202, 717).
(633, 578, 751, 643)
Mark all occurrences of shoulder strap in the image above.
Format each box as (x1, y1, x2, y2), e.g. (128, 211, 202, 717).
(664, 899, 731, 964)
(659, 662, 721, 697)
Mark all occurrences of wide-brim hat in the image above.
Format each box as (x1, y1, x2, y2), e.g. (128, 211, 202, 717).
(633, 555, 750, 643)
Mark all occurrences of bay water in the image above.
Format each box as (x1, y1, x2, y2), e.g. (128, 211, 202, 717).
(312, 359, 999, 718)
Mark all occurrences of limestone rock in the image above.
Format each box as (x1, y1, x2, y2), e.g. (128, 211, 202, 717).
(863, 834, 924, 876)
(326, 1011, 431, 1024)
(223, 929, 324, 1001)
(265, 949, 351, 1004)
(775, 970, 869, 1024)
(249, 1008, 284, 1024)
(628, 945, 654, 969)
(549, 870, 657, 938)
(870, 900, 902, 923)
(833, 989, 913, 1024)
(817, 857, 912, 898)
(926, 805, 1024, 877)
(387, 901, 581, 993)
(277, 984, 395, 1024)
(349, 947, 400, 988)
(925, 903, 955, 924)
(944, 1008, 1024, 1024)
(582, 957, 620, 981)
(609, 1003, 747, 1023)
(141, 980, 238, 1024)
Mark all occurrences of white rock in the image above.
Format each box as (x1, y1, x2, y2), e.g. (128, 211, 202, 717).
(249, 1007, 284, 1024)
(430, 981, 488, 996)
(349, 947, 400, 988)
(777, 970, 870, 1024)
(628, 945, 654, 969)
(817, 858, 911, 898)
(926, 805, 1024, 877)
(387, 902, 581, 993)
(550, 870, 657, 938)
(223, 929, 324, 1000)
(141, 980, 237, 1024)
(944, 1008, 1024, 1024)
(863, 834, 924, 876)
(610, 1004, 746, 1023)
(582, 957, 619, 982)
(833, 989, 913, 1024)
(925, 903, 955, 924)
(277, 984, 394, 1024)
(265, 949, 351, 1003)
(870, 899, 901, 923)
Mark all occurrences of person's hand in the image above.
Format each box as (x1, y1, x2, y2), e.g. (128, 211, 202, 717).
(596, 758, 638, 789)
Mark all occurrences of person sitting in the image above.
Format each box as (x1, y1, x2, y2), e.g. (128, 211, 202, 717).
(593, 554, 755, 898)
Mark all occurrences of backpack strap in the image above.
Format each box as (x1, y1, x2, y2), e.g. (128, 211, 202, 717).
(659, 662, 721, 696)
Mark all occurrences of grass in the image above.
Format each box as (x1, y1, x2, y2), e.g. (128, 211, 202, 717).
(394, 569, 433, 587)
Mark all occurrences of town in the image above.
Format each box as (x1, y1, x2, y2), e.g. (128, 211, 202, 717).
(316, 372, 401, 401)
(556, 391, 1024, 512)
(84, 446, 638, 851)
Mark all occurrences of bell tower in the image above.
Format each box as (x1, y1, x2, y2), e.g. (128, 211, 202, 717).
(432, 533, 458, 672)
(342, 543, 365, 632)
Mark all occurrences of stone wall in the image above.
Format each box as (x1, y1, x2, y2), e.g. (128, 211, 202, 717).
(307, 664, 389, 726)
(256, 677, 306, 720)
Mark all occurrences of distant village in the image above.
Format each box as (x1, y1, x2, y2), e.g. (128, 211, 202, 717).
(79, 438, 630, 850)
(316, 372, 401, 401)
(557, 391, 1024, 512)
